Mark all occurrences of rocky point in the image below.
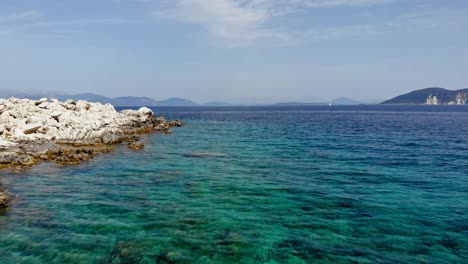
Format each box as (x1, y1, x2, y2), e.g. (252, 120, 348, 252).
(0, 97, 183, 207)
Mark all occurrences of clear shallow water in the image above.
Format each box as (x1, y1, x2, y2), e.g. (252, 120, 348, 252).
(0, 106, 467, 263)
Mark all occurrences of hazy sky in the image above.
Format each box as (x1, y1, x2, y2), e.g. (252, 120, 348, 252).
(1, 0, 467, 103)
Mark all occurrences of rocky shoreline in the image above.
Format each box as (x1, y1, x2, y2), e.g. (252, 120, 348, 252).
(0, 97, 183, 207)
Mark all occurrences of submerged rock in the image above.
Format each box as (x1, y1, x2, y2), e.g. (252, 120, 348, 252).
(109, 241, 145, 264)
(128, 141, 144, 150)
(0, 188, 9, 208)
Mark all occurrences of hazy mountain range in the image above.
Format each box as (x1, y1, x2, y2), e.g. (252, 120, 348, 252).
(0, 90, 361, 106)
(0, 90, 218, 106)
(5, 87, 467, 106)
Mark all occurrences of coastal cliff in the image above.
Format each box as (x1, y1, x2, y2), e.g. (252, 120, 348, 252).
(0, 97, 183, 207)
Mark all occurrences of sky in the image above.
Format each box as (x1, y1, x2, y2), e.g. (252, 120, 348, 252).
(0, 0, 467, 104)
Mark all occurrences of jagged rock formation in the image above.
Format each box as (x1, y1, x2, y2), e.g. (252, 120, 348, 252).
(382, 87, 468, 105)
(0, 97, 184, 207)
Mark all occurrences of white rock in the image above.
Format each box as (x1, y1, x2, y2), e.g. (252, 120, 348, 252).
(38, 102, 49, 109)
(35, 98, 48, 105)
(138, 107, 153, 116)
(0, 137, 16, 149)
(0, 98, 158, 145)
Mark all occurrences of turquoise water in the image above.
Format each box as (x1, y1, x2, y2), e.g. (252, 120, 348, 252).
(0, 107, 467, 263)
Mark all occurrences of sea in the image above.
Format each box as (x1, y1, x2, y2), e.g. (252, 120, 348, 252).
(0, 105, 467, 263)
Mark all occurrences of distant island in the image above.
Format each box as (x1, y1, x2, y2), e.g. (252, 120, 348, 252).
(382, 87, 468, 105)
(271, 98, 360, 106)
(271, 102, 327, 106)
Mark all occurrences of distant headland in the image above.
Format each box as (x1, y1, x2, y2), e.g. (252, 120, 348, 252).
(382, 87, 468, 105)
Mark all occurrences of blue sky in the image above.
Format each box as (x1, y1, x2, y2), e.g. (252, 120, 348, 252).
(0, 0, 467, 103)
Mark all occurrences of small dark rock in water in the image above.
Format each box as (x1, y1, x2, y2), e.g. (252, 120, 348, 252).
(0, 188, 10, 208)
(168, 120, 184, 127)
(128, 141, 144, 150)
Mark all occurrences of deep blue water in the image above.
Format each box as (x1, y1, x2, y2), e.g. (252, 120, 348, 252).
(0, 106, 467, 263)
